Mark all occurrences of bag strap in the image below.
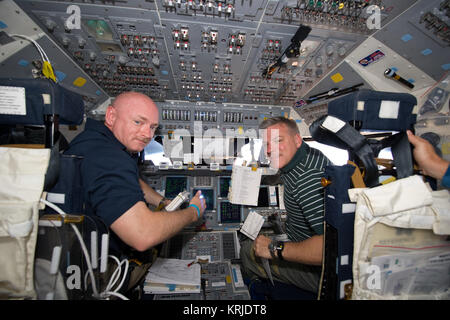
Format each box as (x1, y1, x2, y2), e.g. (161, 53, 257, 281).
(368, 131, 413, 179)
(347, 160, 366, 188)
(310, 115, 379, 187)
(310, 115, 415, 187)
(43, 132, 69, 191)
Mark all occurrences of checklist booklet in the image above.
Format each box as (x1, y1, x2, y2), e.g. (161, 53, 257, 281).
(143, 258, 201, 294)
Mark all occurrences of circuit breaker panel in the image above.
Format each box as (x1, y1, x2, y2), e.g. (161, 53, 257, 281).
(1, 0, 422, 115)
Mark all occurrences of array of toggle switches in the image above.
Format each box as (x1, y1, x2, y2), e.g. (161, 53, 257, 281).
(173, 27, 245, 56)
(419, 5, 450, 46)
(163, 0, 236, 19)
(120, 33, 160, 67)
(279, 0, 383, 33)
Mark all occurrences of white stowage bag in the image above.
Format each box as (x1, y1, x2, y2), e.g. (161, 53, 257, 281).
(0, 147, 50, 299)
(348, 175, 450, 300)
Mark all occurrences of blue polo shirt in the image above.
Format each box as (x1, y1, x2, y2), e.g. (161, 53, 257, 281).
(64, 118, 145, 254)
(444, 165, 450, 188)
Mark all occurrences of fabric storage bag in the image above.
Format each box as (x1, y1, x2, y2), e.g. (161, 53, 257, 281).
(0, 147, 50, 299)
(349, 175, 450, 300)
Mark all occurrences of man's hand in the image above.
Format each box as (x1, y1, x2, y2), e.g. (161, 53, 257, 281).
(189, 190, 206, 220)
(163, 198, 172, 207)
(407, 130, 449, 180)
(253, 235, 273, 259)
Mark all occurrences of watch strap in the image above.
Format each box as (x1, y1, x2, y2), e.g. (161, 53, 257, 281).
(276, 241, 284, 260)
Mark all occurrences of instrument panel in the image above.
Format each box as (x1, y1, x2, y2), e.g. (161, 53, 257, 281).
(6, 0, 417, 114)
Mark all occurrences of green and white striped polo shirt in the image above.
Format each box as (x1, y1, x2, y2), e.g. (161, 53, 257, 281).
(280, 142, 331, 242)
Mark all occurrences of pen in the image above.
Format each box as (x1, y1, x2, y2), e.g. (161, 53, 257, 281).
(187, 260, 196, 267)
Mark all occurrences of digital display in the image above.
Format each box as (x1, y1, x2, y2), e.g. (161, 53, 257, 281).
(193, 188, 215, 211)
(257, 187, 269, 207)
(165, 176, 188, 199)
(219, 177, 231, 198)
(219, 202, 242, 223)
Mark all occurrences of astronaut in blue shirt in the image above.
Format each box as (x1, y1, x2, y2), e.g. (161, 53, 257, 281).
(65, 91, 206, 255)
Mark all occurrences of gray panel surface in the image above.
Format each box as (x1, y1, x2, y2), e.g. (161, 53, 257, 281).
(374, 0, 450, 81)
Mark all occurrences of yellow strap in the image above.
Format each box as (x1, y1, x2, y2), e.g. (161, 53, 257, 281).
(0, 144, 45, 149)
(347, 160, 366, 188)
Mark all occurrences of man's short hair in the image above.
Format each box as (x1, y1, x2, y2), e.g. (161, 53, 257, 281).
(259, 117, 300, 135)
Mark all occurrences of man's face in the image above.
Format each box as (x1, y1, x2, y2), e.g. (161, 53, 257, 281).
(264, 123, 302, 169)
(106, 94, 159, 153)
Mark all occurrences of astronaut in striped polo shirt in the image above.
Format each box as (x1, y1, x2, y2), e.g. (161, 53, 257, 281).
(240, 117, 331, 295)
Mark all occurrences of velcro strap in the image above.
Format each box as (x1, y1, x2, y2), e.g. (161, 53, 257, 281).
(311, 115, 379, 187)
(311, 115, 414, 186)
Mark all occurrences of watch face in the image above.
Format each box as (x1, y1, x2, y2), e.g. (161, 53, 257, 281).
(275, 241, 284, 251)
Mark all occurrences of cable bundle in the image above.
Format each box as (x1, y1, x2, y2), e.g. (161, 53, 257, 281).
(10, 34, 58, 83)
(40, 198, 130, 300)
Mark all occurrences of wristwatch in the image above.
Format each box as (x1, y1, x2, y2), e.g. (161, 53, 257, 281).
(268, 240, 285, 260)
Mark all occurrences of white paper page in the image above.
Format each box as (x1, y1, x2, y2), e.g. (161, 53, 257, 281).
(0, 86, 26, 115)
(370, 251, 450, 296)
(382, 267, 415, 296)
(240, 210, 265, 240)
(145, 258, 201, 286)
(269, 186, 277, 206)
(408, 252, 450, 295)
(278, 185, 285, 210)
(229, 165, 262, 206)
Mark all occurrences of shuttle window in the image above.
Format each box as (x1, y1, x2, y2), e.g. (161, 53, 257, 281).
(200, 138, 227, 164)
(235, 138, 265, 166)
(144, 139, 172, 166)
(378, 147, 393, 161)
(306, 139, 394, 184)
(305, 141, 349, 166)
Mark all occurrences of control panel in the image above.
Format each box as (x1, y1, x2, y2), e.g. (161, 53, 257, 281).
(7, 0, 416, 114)
(154, 101, 289, 138)
(142, 173, 287, 231)
(160, 231, 240, 261)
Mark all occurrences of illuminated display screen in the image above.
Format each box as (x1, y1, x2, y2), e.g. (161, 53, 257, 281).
(165, 176, 188, 199)
(193, 188, 215, 210)
(258, 187, 269, 207)
(219, 202, 241, 223)
(219, 177, 231, 198)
